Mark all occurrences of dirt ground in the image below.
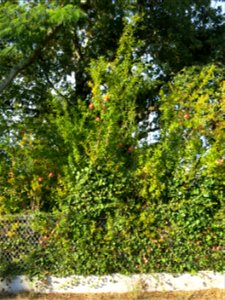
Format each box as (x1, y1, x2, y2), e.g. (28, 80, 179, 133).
(0, 289, 224, 300)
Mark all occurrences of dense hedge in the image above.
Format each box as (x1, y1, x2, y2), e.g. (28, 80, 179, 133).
(1, 202, 224, 278)
(0, 23, 225, 277)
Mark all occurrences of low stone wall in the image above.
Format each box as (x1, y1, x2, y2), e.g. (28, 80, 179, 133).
(0, 271, 224, 294)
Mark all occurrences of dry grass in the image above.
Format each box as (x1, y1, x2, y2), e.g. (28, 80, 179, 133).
(0, 289, 225, 300)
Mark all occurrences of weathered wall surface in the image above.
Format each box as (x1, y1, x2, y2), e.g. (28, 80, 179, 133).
(0, 272, 224, 294)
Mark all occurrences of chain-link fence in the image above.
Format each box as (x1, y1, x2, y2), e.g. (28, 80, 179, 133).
(0, 214, 42, 264)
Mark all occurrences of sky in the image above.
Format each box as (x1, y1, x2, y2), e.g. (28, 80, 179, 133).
(212, 0, 225, 11)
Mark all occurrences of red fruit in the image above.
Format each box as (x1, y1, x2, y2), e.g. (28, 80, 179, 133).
(48, 172, 54, 178)
(128, 146, 134, 153)
(216, 159, 224, 165)
(184, 113, 190, 120)
(20, 130, 26, 136)
(197, 125, 204, 131)
(103, 95, 109, 102)
(89, 103, 95, 110)
(38, 177, 43, 183)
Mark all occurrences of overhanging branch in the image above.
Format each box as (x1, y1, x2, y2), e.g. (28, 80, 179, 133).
(0, 25, 62, 94)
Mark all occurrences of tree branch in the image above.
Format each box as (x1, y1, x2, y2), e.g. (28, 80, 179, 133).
(42, 67, 73, 104)
(72, 29, 83, 61)
(0, 25, 62, 94)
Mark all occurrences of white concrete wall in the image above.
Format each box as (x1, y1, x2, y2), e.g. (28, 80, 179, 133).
(0, 271, 224, 294)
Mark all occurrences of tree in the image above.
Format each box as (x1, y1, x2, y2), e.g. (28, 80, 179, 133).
(138, 64, 225, 205)
(1, 0, 225, 213)
(135, 0, 225, 73)
(1, 1, 225, 276)
(1, 1, 225, 108)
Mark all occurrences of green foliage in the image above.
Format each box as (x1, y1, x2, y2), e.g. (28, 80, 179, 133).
(0, 111, 66, 213)
(52, 19, 143, 212)
(138, 64, 225, 203)
(12, 58, 225, 278)
(0, 1, 225, 278)
(135, 0, 225, 73)
(0, 3, 84, 51)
